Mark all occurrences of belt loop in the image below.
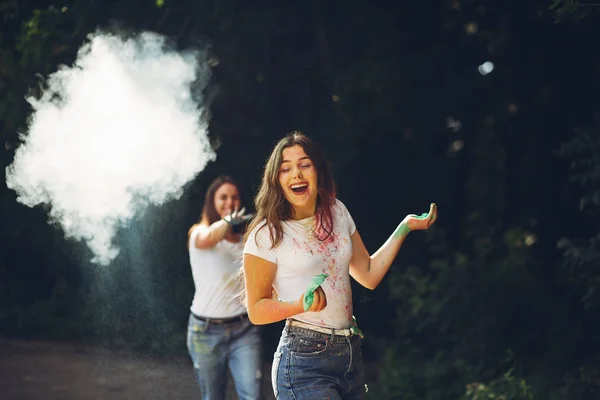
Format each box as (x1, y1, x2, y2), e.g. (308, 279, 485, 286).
(330, 328, 335, 341)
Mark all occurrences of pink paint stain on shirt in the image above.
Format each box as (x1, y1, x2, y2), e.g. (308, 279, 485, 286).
(344, 304, 353, 320)
(291, 237, 302, 251)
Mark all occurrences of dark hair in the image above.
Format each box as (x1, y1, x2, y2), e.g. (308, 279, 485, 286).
(188, 175, 244, 246)
(244, 131, 336, 248)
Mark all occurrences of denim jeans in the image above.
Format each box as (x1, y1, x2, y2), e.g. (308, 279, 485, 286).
(186, 313, 263, 400)
(271, 324, 367, 399)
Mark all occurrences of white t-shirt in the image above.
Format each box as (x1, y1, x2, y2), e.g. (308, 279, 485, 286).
(188, 226, 247, 318)
(244, 199, 356, 329)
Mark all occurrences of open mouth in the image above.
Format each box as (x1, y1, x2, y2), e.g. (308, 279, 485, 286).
(290, 183, 308, 195)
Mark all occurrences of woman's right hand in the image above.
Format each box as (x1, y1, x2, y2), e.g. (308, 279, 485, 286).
(223, 207, 253, 226)
(298, 286, 327, 312)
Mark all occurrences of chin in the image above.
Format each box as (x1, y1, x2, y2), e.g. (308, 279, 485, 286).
(286, 197, 305, 207)
(289, 202, 305, 211)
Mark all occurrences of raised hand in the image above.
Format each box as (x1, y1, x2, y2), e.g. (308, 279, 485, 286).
(223, 207, 253, 226)
(402, 203, 438, 232)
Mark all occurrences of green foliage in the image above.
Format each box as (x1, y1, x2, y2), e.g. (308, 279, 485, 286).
(557, 126, 600, 309)
(550, 0, 598, 22)
(463, 369, 534, 400)
(555, 126, 600, 397)
(370, 223, 543, 399)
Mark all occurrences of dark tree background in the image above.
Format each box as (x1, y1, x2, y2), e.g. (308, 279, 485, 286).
(1, 0, 599, 398)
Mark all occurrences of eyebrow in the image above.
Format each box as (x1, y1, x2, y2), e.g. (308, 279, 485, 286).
(281, 156, 311, 164)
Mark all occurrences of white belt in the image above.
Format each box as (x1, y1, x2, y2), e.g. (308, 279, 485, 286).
(286, 319, 353, 337)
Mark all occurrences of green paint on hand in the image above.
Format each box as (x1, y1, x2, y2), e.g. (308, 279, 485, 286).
(303, 273, 328, 311)
(350, 315, 365, 339)
(394, 204, 434, 238)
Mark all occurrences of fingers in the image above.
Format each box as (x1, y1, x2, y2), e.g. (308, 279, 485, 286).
(307, 289, 318, 312)
(428, 203, 438, 226)
(404, 203, 438, 231)
(298, 286, 328, 313)
(227, 207, 253, 225)
(310, 289, 321, 312)
(313, 288, 323, 311)
(231, 207, 244, 219)
(307, 287, 327, 312)
(312, 287, 327, 312)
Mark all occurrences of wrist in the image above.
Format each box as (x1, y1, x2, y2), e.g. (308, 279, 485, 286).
(394, 222, 410, 238)
(292, 299, 305, 315)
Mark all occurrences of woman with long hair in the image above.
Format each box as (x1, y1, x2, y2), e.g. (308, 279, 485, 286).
(243, 131, 437, 399)
(186, 175, 263, 400)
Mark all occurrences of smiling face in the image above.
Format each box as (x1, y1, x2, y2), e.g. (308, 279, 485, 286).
(278, 144, 318, 220)
(213, 182, 241, 219)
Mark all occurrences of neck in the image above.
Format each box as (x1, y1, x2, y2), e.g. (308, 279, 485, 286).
(291, 203, 317, 220)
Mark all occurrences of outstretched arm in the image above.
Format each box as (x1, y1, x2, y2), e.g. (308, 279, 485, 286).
(349, 203, 438, 290)
(193, 220, 230, 249)
(194, 208, 252, 249)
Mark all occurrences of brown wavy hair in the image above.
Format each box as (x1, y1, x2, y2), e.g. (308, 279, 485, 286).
(244, 131, 336, 249)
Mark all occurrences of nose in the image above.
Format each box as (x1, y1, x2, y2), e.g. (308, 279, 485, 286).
(293, 167, 304, 179)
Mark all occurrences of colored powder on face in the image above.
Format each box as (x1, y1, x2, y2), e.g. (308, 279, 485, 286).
(303, 273, 328, 311)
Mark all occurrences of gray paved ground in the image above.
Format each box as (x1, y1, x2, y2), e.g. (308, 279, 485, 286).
(0, 337, 276, 400)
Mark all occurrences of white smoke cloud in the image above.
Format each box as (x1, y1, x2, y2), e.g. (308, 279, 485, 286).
(5, 31, 216, 265)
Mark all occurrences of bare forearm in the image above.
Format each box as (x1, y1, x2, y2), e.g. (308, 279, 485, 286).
(247, 298, 303, 325)
(196, 219, 230, 248)
(366, 223, 410, 288)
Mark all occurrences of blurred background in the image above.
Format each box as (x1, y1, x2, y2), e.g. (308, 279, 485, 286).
(1, 1, 599, 399)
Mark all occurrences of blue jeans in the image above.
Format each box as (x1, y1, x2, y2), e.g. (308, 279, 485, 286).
(272, 324, 367, 399)
(186, 313, 263, 400)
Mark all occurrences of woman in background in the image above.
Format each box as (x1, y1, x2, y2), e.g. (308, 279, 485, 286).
(187, 175, 263, 400)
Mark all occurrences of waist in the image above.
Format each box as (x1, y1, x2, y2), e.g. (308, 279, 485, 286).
(192, 312, 248, 324)
(285, 319, 354, 337)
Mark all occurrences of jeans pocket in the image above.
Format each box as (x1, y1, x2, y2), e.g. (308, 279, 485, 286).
(271, 351, 282, 397)
(188, 315, 208, 333)
(291, 336, 329, 356)
(187, 315, 210, 357)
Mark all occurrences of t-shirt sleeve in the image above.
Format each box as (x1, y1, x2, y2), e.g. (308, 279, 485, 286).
(243, 223, 277, 263)
(336, 199, 356, 235)
(188, 225, 209, 248)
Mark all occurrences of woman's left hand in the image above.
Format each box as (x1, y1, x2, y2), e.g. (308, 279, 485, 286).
(402, 203, 438, 231)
